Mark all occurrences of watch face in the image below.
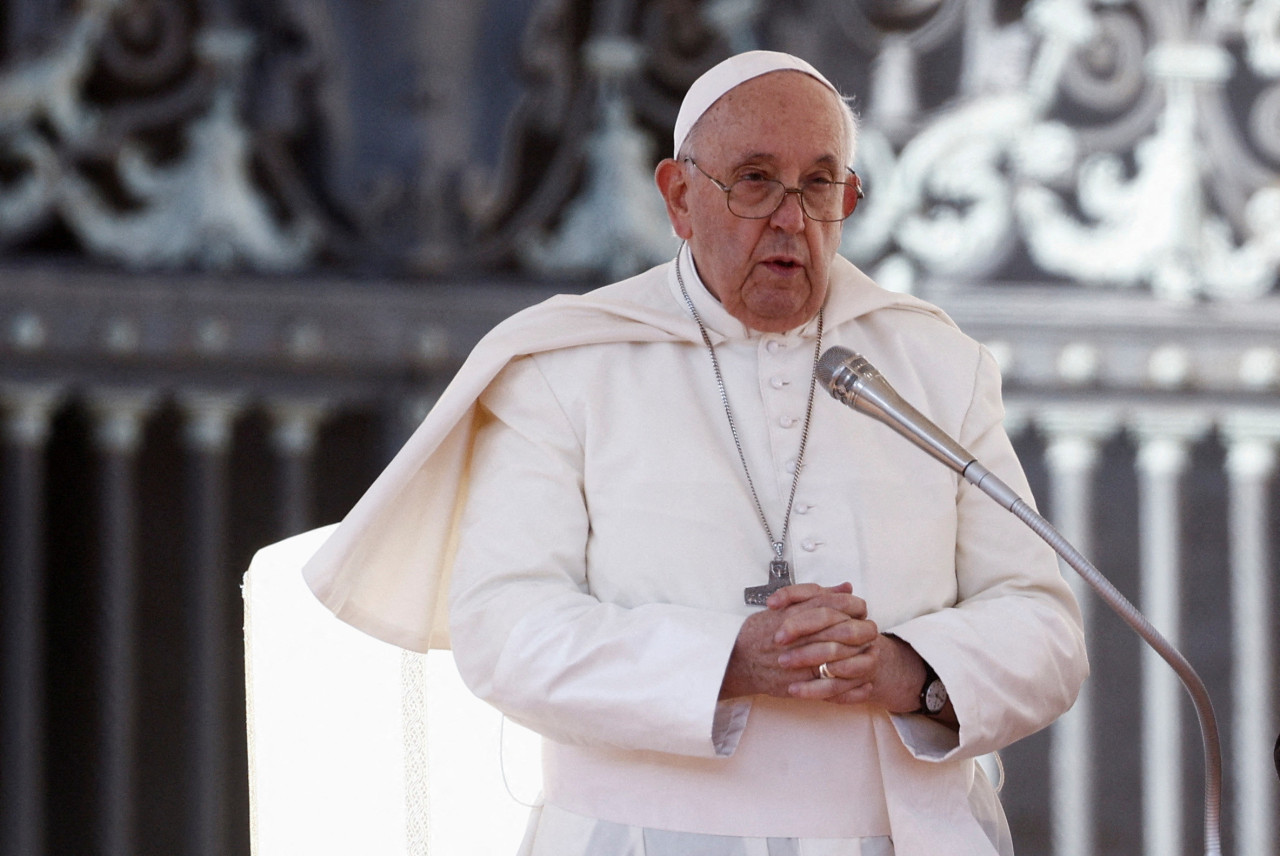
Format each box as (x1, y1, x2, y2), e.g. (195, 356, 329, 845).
(924, 679, 948, 714)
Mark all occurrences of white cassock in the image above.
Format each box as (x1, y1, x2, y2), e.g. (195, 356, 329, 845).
(295, 245, 1089, 856)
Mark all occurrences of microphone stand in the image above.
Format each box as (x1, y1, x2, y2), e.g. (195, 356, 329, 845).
(968, 466, 1223, 856)
(818, 348, 1224, 856)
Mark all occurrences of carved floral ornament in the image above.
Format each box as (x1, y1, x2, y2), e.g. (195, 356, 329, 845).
(0, 0, 1279, 303)
(0, 0, 321, 271)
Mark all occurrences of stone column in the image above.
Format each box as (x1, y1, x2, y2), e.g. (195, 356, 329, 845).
(267, 399, 328, 538)
(1041, 409, 1116, 856)
(88, 389, 156, 856)
(1221, 411, 1280, 856)
(179, 392, 243, 856)
(1132, 412, 1209, 856)
(0, 385, 60, 856)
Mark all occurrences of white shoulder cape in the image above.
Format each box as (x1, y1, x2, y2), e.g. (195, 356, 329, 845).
(298, 257, 948, 652)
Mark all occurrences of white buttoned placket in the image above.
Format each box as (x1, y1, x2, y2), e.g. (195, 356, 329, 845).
(673, 245, 823, 603)
(757, 332, 825, 574)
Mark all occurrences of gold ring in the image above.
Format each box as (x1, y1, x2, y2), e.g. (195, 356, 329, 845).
(818, 662, 834, 680)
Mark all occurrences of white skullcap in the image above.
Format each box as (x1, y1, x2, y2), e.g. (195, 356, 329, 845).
(673, 50, 841, 158)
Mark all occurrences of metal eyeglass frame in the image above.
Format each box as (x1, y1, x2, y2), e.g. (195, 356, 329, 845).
(685, 157, 865, 222)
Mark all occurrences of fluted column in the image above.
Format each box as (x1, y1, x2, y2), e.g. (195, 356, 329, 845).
(1221, 412, 1280, 856)
(1132, 412, 1208, 856)
(88, 390, 156, 856)
(0, 385, 61, 856)
(267, 400, 328, 538)
(180, 392, 243, 856)
(1041, 409, 1116, 856)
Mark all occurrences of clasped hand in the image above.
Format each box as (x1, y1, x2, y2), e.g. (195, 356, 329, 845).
(720, 582, 923, 712)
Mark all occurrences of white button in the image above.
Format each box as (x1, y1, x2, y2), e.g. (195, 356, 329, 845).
(770, 376, 788, 389)
(802, 539, 822, 552)
(779, 416, 797, 428)
(785, 460, 797, 474)
(766, 339, 783, 353)
(795, 503, 812, 514)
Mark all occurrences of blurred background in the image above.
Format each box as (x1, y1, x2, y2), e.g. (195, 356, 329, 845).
(1, 0, 1278, 854)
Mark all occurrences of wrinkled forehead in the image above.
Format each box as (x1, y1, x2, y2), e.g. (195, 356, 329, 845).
(673, 51, 840, 158)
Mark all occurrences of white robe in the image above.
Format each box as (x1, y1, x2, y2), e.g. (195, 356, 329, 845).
(303, 249, 1088, 855)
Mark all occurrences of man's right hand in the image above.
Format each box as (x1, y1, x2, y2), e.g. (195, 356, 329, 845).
(719, 583, 875, 700)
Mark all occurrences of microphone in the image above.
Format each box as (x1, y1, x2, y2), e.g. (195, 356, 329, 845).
(816, 346, 1020, 509)
(815, 344, 1224, 856)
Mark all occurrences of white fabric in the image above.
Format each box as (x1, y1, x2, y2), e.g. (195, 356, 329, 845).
(517, 804, 898, 856)
(300, 255, 931, 652)
(243, 526, 431, 856)
(295, 248, 1087, 854)
(443, 247, 1088, 854)
(672, 51, 839, 157)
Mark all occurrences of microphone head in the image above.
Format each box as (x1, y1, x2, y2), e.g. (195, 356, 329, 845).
(817, 346, 881, 395)
(817, 344, 975, 472)
(816, 346, 855, 389)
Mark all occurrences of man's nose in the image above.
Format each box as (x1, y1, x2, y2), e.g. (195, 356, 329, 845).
(769, 189, 807, 232)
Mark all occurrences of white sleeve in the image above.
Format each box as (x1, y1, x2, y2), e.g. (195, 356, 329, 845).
(448, 355, 751, 759)
(886, 346, 1090, 761)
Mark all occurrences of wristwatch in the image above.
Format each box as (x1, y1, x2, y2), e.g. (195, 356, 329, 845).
(917, 662, 948, 716)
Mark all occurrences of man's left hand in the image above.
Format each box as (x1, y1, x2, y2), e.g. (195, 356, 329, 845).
(768, 584, 954, 726)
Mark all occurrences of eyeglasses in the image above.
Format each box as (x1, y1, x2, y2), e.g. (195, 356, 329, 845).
(686, 158, 864, 222)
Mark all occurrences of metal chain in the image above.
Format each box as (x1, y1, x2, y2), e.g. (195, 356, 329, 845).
(675, 245, 822, 564)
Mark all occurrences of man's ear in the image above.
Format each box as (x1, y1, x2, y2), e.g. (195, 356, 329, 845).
(654, 158, 694, 240)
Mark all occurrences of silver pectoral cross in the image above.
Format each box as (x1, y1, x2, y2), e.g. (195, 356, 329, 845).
(744, 557, 795, 605)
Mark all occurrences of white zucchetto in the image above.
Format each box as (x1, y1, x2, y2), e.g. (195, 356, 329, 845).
(672, 50, 841, 158)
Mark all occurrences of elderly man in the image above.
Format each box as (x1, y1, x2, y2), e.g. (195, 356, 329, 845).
(304, 51, 1088, 856)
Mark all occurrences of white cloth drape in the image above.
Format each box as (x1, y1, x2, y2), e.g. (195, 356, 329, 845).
(244, 253, 1087, 855)
(243, 526, 431, 856)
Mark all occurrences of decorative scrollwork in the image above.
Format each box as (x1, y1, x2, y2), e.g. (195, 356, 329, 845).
(1058, 5, 1150, 115)
(0, 0, 318, 270)
(98, 0, 192, 88)
(0, 0, 1278, 299)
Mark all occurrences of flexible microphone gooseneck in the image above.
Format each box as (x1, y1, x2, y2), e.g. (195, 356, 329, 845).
(817, 345, 1224, 856)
